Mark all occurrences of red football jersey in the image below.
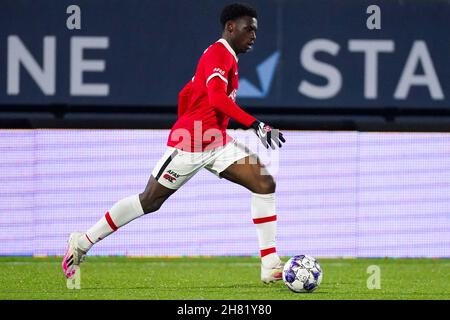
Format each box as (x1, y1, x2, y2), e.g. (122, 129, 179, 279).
(167, 39, 255, 152)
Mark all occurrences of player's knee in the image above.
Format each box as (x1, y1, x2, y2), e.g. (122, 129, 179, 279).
(142, 200, 163, 214)
(139, 193, 164, 214)
(255, 175, 276, 194)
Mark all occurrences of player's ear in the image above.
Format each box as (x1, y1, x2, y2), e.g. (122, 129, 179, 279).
(225, 20, 234, 33)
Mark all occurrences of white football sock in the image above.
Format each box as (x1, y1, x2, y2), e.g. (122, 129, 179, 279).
(77, 194, 144, 252)
(251, 192, 281, 268)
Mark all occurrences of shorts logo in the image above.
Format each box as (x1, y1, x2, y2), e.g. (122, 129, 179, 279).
(167, 170, 180, 178)
(163, 173, 176, 183)
(163, 170, 180, 183)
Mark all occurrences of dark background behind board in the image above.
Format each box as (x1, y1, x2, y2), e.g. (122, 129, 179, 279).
(0, 0, 449, 130)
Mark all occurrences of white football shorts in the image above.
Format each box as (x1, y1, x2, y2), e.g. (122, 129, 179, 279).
(151, 140, 255, 189)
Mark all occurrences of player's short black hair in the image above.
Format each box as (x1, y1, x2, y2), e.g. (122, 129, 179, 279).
(220, 3, 258, 29)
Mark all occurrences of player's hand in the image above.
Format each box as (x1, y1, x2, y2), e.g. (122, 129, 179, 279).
(250, 120, 286, 149)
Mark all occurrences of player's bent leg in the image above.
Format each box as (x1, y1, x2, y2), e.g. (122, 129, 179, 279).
(139, 176, 177, 214)
(219, 156, 276, 194)
(219, 156, 283, 283)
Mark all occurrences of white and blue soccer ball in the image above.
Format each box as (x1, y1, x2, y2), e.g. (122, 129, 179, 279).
(282, 255, 323, 293)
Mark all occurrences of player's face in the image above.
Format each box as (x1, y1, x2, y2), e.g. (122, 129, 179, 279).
(232, 16, 258, 54)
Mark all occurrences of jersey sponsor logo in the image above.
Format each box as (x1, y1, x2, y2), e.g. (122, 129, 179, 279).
(213, 67, 225, 76)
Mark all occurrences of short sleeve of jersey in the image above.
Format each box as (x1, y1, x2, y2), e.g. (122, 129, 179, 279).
(203, 46, 233, 86)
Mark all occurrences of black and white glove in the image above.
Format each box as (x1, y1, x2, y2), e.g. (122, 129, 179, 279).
(250, 120, 286, 149)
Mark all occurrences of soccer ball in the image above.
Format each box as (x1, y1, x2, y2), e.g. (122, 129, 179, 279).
(282, 255, 323, 293)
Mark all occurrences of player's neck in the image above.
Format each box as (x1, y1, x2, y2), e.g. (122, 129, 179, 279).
(221, 35, 240, 55)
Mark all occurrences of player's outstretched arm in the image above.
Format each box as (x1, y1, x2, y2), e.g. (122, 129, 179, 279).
(207, 77, 256, 127)
(207, 77, 285, 149)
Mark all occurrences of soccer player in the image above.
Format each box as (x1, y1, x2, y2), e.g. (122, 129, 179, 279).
(62, 3, 286, 283)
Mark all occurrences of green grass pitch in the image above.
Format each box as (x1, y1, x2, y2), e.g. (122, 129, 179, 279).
(0, 256, 449, 300)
